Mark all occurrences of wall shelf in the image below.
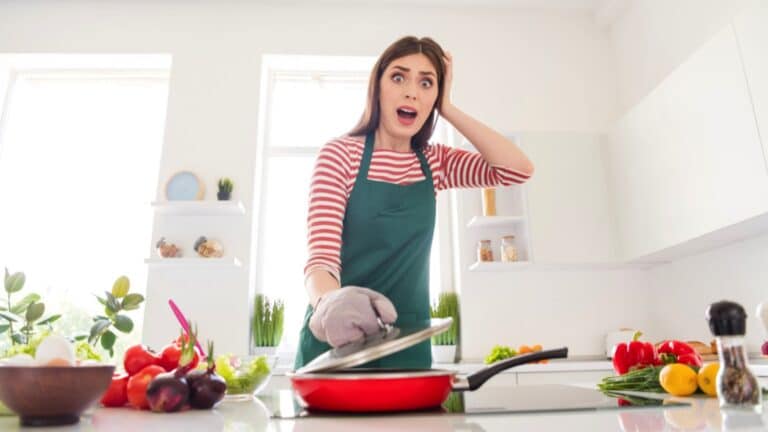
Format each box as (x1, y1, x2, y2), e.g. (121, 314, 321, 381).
(468, 261, 654, 272)
(144, 257, 242, 268)
(151, 200, 245, 216)
(467, 215, 526, 229)
(468, 261, 532, 271)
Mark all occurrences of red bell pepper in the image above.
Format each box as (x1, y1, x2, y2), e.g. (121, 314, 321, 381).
(612, 331, 658, 375)
(657, 340, 702, 368)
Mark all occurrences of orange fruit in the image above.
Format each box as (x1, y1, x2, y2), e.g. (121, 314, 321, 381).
(532, 344, 542, 352)
(518, 345, 532, 354)
(659, 363, 698, 396)
(697, 362, 719, 397)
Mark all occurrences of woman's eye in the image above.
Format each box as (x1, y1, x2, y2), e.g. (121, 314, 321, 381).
(421, 79, 433, 88)
(392, 73, 404, 83)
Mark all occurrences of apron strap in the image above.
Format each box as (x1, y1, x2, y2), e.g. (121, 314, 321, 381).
(356, 132, 376, 183)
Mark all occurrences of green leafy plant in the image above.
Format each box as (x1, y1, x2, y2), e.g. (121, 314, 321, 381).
(90, 275, 144, 357)
(430, 292, 459, 346)
(1, 268, 62, 346)
(217, 177, 234, 194)
(252, 294, 284, 347)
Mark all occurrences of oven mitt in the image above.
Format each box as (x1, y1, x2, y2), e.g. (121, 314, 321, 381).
(309, 286, 398, 348)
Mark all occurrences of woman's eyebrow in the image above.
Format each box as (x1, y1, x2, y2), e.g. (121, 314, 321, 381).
(392, 65, 436, 77)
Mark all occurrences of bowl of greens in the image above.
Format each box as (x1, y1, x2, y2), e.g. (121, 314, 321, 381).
(209, 354, 277, 401)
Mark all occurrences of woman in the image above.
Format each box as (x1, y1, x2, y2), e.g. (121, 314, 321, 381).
(295, 36, 534, 369)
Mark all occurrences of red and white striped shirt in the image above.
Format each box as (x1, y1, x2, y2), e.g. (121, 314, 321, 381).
(305, 135, 531, 282)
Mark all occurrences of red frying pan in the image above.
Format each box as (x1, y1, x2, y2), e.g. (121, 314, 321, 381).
(287, 319, 568, 412)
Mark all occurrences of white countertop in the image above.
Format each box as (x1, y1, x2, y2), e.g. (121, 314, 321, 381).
(2, 384, 768, 431)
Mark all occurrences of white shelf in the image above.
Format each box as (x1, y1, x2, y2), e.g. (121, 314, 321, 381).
(144, 257, 242, 268)
(466, 215, 526, 229)
(468, 261, 653, 272)
(468, 261, 532, 271)
(151, 200, 245, 216)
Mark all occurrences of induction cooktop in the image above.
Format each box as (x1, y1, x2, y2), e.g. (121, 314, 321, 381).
(265, 384, 688, 419)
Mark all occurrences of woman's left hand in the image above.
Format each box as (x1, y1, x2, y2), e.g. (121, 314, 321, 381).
(439, 51, 453, 114)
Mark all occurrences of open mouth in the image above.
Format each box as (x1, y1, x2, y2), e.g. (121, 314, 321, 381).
(396, 107, 418, 120)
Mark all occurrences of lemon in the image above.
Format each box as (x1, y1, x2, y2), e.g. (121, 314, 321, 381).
(660, 363, 698, 396)
(697, 362, 719, 397)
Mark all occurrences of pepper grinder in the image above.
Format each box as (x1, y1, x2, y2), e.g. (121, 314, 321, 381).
(706, 300, 762, 412)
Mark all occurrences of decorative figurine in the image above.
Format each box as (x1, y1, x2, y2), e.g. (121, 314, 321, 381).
(156, 237, 182, 258)
(194, 236, 224, 258)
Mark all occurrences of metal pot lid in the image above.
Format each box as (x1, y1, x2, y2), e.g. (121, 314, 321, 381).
(295, 318, 453, 374)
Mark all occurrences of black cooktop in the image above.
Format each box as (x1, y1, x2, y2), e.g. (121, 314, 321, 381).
(265, 384, 688, 419)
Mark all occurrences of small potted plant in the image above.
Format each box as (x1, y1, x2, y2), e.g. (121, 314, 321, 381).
(252, 294, 284, 356)
(217, 177, 234, 201)
(430, 292, 459, 363)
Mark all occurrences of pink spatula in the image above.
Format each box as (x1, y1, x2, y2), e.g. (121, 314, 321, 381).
(168, 299, 205, 356)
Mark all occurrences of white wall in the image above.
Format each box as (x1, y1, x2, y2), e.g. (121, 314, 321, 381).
(0, 0, 626, 357)
(608, 0, 768, 352)
(647, 231, 768, 353)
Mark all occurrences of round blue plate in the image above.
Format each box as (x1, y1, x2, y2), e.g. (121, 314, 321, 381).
(165, 171, 205, 201)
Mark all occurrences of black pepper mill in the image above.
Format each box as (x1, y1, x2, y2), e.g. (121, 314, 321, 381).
(706, 300, 762, 412)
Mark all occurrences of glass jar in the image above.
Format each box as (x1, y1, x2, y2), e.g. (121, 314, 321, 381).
(706, 301, 762, 412)
(481, 188, 496, 216)
(500, 235, 518, 262)
(716, 335, 761, 410)
(477, 240, 493, 262)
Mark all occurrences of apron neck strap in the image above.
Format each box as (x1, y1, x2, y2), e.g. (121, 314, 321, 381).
(359, 132, 433, 183)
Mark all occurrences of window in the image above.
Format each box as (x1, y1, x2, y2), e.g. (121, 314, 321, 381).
(0, 57, 169, 359)
(253, 55, 454, 355)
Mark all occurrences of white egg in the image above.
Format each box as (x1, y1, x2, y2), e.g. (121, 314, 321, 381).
(35, 334, 75, 366)
(0, 353, 35, 366)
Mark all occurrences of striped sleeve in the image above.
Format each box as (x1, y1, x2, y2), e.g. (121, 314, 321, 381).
(430, 143, 532, 191)
(303, 139, 351, 282)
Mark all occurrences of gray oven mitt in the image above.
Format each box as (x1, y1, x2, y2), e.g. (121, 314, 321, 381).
(309, 286, 398, 348)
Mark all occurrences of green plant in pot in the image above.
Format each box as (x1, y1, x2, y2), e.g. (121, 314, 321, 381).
(252, 294, 283, 355)
(217, 177, 234, 201)
(430, 292, 459, 363)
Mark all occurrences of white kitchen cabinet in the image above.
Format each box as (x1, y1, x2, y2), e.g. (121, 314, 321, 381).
(521, 133, 619, 264)
(733, 3, 768, 171)
(607, 25, 768, 262)
(516, 371, 608, 387)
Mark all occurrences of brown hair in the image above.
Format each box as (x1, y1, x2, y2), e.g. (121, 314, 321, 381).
(349, 36, 446, 151)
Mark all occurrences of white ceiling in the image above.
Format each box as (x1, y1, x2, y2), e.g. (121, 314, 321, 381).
(268, 0, 628, 27)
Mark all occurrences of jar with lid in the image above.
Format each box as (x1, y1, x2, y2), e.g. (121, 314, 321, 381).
(477, 240, 493, 262)
(500, 235, 518, 262)
(706, 300, 762, 412)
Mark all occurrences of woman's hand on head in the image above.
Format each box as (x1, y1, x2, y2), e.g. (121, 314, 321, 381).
(439, 51, 454, 115)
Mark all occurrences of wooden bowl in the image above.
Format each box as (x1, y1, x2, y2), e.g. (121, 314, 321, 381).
(0, 365, 114, 426)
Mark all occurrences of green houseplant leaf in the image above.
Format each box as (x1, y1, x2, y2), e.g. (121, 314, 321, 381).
(25, 302, 45, 322)
(121, 293, 144, 310)
(4, 270, 25, 293)
(111, 276, 130, 298)
(10, 293, 41, 315)
(36, 314, 62, 326)
(113, 315, 134, 333)
(88, 318, 111, 344)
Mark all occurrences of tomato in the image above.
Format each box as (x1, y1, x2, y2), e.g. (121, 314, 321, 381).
(126, 365, 165, 409)
(100, 373, 129, 407)
(159, 344, 182, 372)
(124, 345, 160, 375)
(159, 342, 200, 372)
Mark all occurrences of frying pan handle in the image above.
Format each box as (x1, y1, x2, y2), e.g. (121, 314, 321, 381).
(463, 347, 568, 391)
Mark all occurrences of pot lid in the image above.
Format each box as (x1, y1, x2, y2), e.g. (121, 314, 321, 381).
(295, 318, 453, 374)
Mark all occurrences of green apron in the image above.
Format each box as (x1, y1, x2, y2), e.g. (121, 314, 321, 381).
(294, 132, 436, 370)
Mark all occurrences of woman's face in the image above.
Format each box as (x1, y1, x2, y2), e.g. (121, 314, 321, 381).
(378, 53, 439, 142)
